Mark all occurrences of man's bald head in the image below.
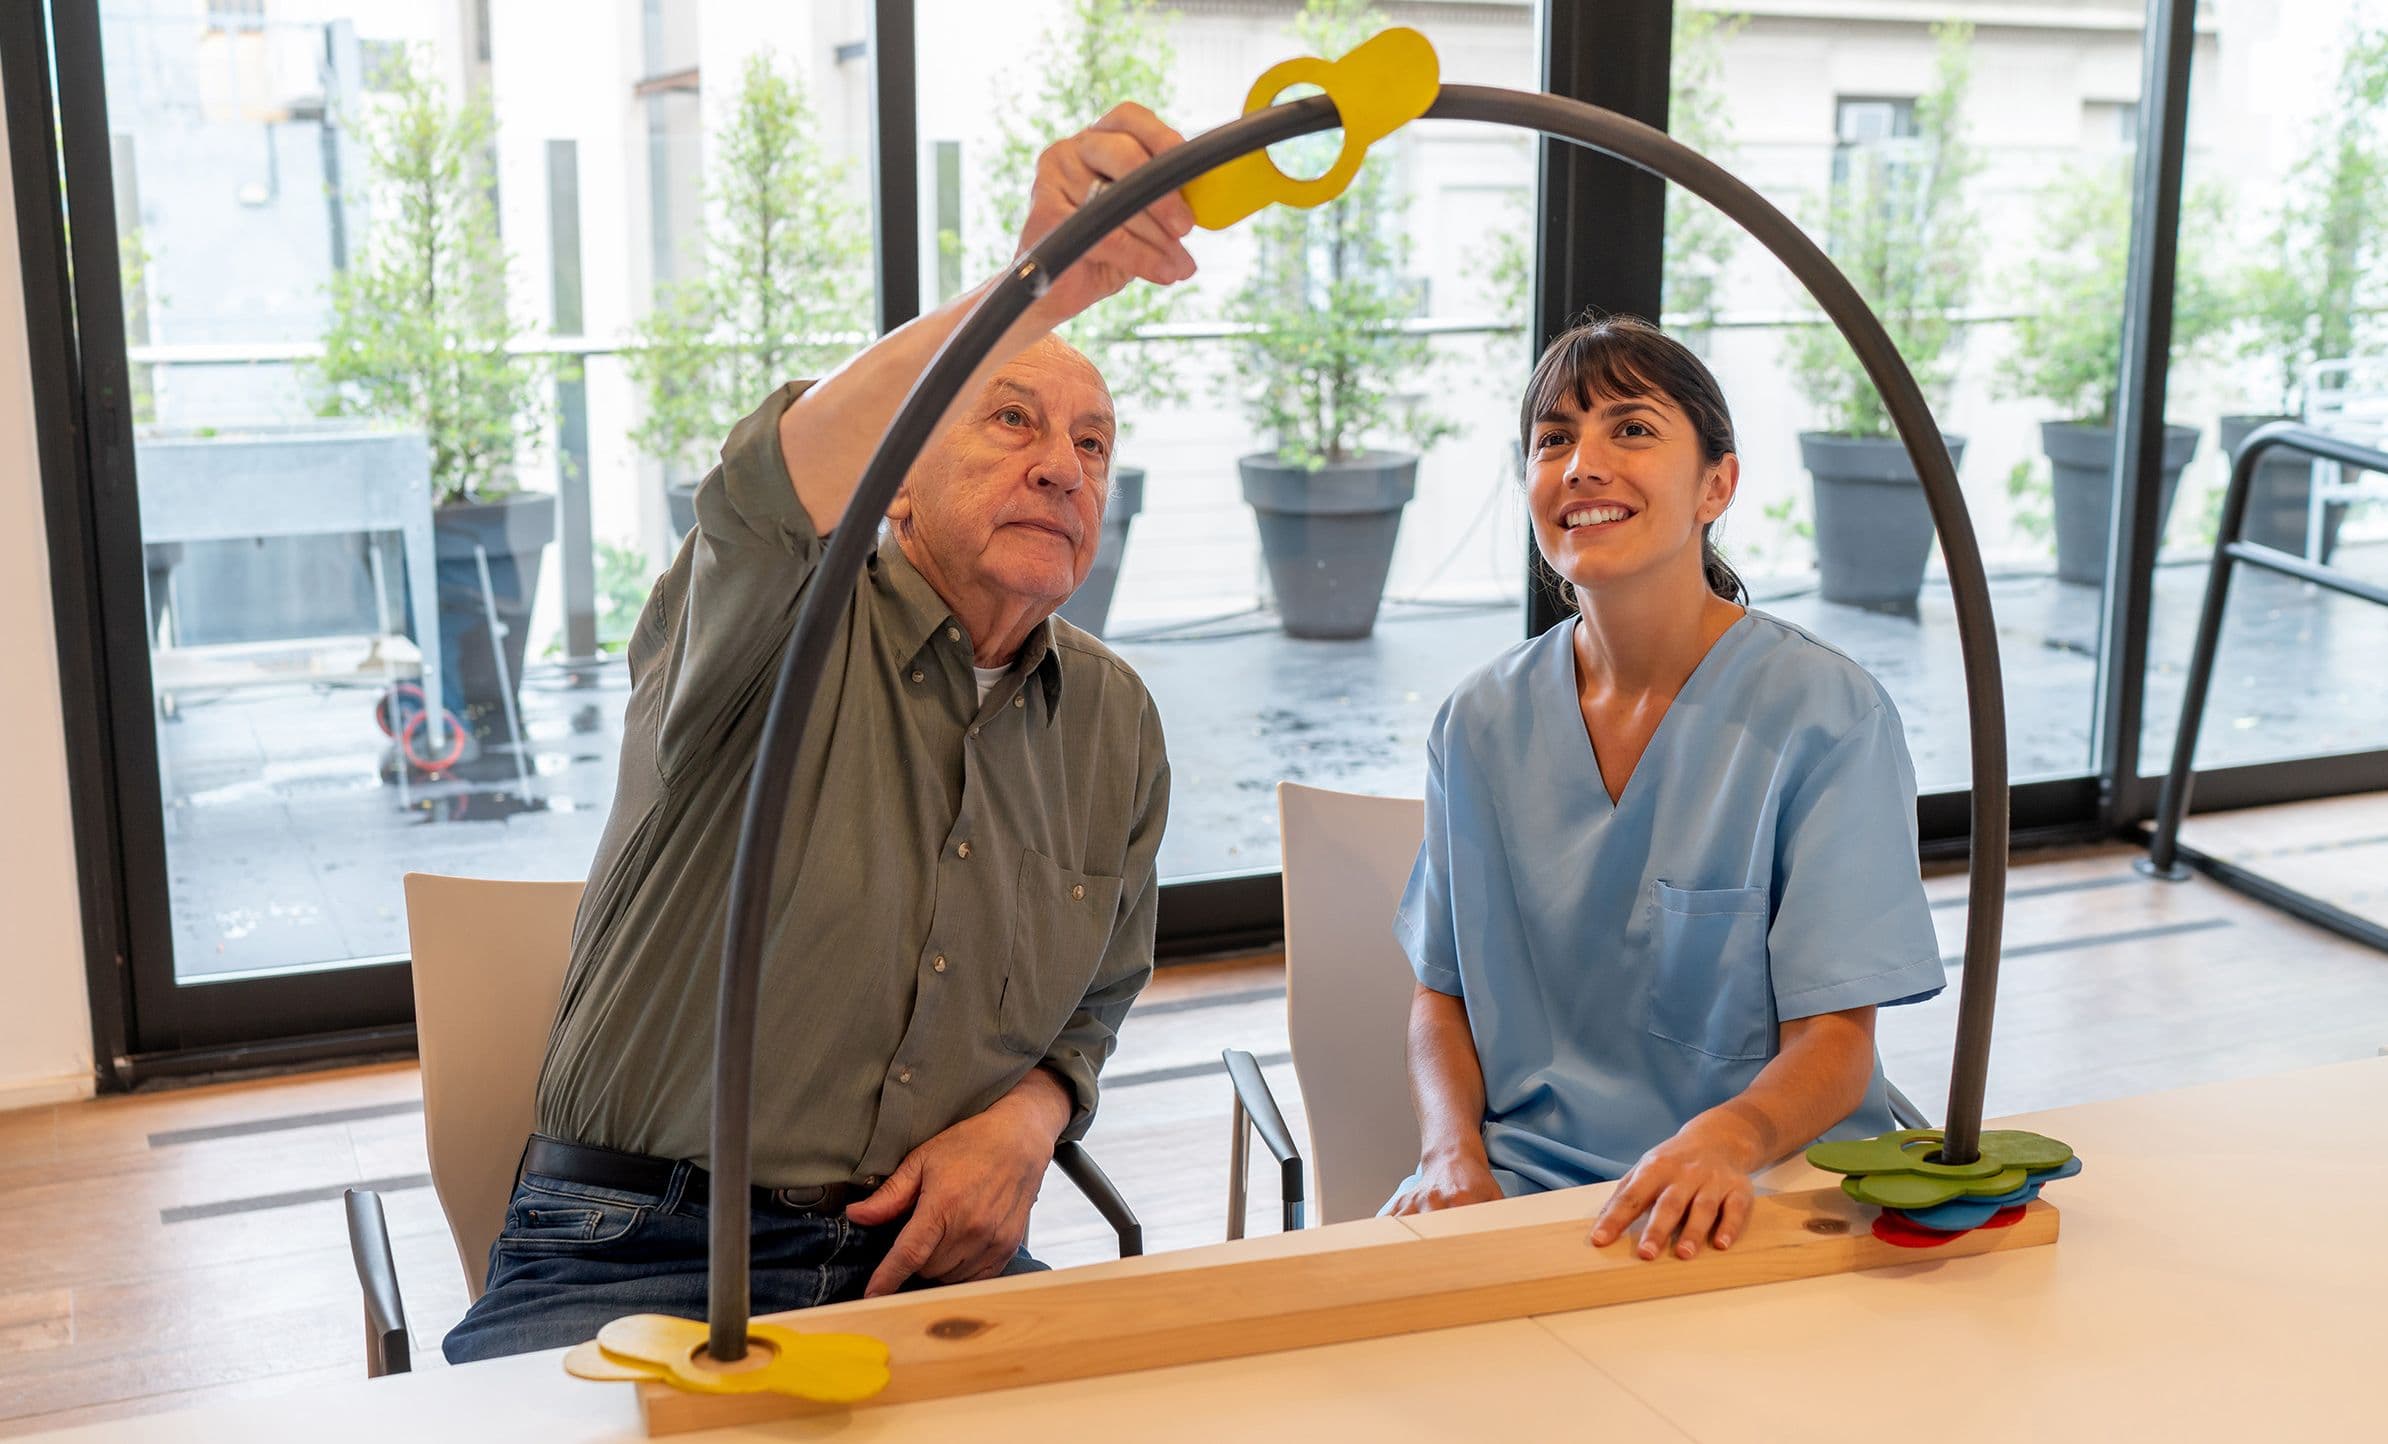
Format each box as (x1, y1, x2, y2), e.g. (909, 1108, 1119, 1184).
(1022, 333, 1111, 411)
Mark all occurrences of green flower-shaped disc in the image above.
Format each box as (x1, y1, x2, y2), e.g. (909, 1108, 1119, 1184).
(1807, 1128, 2074, 1212)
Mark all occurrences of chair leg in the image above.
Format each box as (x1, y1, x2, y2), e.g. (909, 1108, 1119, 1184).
(1887, 1080, 1932, 1132)
(1223, 1049, 1305, 1240)
(1051, 1141, 1142, 1258)
(1227, 1091, 1251, 1241)
(343, 1188, 413, 1377)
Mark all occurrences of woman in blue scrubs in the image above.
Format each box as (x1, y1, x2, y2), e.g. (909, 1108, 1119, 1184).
(1387, 315, 1945, 1260)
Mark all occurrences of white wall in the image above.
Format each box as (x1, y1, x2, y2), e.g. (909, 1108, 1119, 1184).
(0, 69, 100, 1109)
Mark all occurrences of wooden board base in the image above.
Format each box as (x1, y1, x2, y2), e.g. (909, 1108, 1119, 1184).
(630, 1186, 2058, 1435)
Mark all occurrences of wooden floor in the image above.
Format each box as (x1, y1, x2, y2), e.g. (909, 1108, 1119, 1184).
(6, 815, 2387, 1435)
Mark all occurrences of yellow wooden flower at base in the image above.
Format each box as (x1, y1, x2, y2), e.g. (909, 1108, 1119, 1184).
(563, 1314, 889, 1404)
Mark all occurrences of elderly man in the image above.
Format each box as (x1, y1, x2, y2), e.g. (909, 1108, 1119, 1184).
(442, 106, 1198, 1363)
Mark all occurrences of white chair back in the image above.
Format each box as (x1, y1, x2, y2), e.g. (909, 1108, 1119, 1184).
(402, 872, 584, 1299)
(1277, 783, 1427, 1226)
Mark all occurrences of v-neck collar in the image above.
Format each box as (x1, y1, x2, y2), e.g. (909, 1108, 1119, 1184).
(1552, 612, 1751, 812)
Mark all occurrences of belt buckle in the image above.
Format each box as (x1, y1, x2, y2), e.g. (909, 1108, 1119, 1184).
(770, 1184, 831, 1211)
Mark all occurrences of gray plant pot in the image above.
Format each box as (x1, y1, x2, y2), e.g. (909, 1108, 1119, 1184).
(2041, 421, 2198, 586)
(1056, 466, 1145, 637)
(666, 480, 699, 544)
(428, 491, 556, 735)
(1239, 450, 1419, 640)
(2219, 414, 2349, 561)
(1799, 431, 1966, 614)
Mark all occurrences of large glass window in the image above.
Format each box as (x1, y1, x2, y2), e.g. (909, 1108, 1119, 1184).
(2142, 0, 2388, 776)
(1665, 2, 2152, 792)
(916, 0, 1542, 883)
(101, 0, 877, 981)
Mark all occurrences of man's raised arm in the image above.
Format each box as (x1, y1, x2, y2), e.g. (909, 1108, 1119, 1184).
(781, 104, 1198, 536)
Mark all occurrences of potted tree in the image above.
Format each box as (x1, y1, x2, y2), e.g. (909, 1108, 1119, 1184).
(1995, 160, 2232, 585)
(626, 54, 870, 544)
(2227, 17, 2388, 561)
(1783, 21, 1978, 614)
(975, 0, 1186, 637)
(1226, 0, 1453, 641)
(314, 50, 550, 747)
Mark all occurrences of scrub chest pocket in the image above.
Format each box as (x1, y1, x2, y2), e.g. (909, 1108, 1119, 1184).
(1000, 847, 1123, 1053)
(1644, 881, 1775, 1062)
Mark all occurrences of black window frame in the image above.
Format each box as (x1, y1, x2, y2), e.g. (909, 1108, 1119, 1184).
(13, 0, 2381, 1085)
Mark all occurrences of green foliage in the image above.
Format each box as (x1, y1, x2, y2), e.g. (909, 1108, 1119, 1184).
(1994, 160, 2233, 427)
(1663, 7, 1745, 347)
(977, 0, 1187, 417)
(1472, 8, 1746, 387)
(2238, 15, 2388, 412)
(2005, 458, 2052, 543)
(593, 539, 657, 653)
(1469, 184, 1533, 400)
(625, 54, 870, 477)
(1731, 492, 1810, 576)
(120, 228, 158, 428)
(1785, 21, 1980, 439)
(1227, 0, 1452, 468)
(313, 49, 544, 506)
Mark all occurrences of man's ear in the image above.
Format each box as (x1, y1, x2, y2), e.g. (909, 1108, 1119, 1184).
(1698, 453, 1741, 524)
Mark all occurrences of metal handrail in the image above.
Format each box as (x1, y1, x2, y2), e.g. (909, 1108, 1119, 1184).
(2143, 422, 2388, 891)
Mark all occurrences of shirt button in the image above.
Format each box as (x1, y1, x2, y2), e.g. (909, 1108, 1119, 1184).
(956, 842, 971, 859)
(1013, 694, 1025, 708)
(909, 669, 924, 683)
(932, 954, 947, 973)
(896, 1067, 913, 1085)
(946, 625, 961, 642)
(1070, 884, 1086, 901)
(968, 724, 981, 738)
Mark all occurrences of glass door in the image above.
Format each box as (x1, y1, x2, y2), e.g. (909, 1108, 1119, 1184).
(1660, 3, 2153, 801)
(58, 0, 880, 1052)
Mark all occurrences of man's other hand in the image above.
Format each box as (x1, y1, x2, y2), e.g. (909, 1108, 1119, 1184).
(1386, 1147, 1505, 1216)
(846, 1069, 1073, 1296)
(1016, 103, 1198, 325)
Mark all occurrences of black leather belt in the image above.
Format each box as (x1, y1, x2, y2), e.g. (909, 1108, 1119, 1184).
(521, 1134, 856, 1216)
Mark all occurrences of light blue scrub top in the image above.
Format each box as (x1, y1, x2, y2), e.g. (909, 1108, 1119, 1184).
(1394, 611, 1945, 1197)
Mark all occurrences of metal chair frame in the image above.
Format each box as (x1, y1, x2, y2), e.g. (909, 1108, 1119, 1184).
(2139, 422, 2388, 955)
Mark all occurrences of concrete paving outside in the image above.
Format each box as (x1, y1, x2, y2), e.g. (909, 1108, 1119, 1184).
(157, 546, 2388, 980)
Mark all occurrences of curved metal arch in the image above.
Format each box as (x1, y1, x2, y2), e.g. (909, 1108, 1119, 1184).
(706, 85, 2010, 1360)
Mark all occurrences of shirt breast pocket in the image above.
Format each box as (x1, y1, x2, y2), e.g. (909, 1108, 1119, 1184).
(1644, 881, 1775, 1062)
(1000, 847, 1124, 1054)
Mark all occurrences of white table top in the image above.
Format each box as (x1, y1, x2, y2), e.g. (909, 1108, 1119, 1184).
(30, 1058, 2384, 1442)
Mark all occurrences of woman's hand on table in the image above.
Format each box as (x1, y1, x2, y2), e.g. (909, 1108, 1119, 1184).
(1588, 1114, 1760, 1260)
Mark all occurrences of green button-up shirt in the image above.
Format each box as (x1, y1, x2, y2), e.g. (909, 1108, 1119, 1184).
(536, 382, 1169, 1186)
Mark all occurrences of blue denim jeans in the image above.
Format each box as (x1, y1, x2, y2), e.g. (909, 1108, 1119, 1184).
(441, 1159, 1045, 1363)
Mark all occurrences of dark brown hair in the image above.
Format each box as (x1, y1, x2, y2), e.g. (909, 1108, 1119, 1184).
(1520, 313, 1746, 604)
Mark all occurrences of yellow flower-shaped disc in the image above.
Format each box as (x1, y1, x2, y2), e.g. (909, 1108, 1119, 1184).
(1182, 26, 1441, 230)
(577, 1314, 891, 1403)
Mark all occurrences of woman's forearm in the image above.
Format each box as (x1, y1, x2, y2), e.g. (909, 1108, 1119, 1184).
(1407, 985, 1490, 1165)
(1690, 1006, 1879, 1170)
